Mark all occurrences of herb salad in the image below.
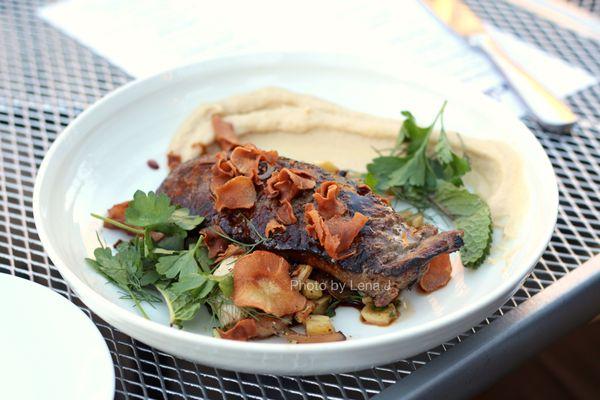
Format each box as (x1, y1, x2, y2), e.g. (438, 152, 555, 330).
(88, 191, 233, 327)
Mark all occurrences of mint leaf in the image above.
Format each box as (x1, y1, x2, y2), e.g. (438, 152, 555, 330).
(365, 104, 492, 267)
(433, 181, 492, 268)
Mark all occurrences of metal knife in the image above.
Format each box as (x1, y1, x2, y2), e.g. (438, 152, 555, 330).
(422, 0, 577, 132)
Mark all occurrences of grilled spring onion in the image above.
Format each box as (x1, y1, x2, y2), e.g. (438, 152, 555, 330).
(360, 297, 398, 326)
(305, 315, 335, 336)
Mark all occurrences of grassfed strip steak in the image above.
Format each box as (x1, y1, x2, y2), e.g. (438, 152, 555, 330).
(158, 154, 463, 306)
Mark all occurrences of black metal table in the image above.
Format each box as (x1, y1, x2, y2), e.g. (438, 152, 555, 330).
(1, 1, 599, 399)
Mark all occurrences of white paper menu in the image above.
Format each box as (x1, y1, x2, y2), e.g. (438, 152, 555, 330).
(39, 0, 596, 116)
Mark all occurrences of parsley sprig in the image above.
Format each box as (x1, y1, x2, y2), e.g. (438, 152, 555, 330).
(366, 103, 493, 268)
(87, 191, 234, 326)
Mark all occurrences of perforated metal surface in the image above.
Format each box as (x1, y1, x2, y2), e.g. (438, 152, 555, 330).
(1, 1, 599, 399)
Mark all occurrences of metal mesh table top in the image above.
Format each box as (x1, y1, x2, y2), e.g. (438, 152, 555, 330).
(1, 1, 599, 399)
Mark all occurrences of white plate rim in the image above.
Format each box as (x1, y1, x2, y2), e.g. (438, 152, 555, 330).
(33, 52, 558, 357)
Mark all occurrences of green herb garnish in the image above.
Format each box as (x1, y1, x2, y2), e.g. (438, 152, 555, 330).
(125, 190, 203, 230)
(87, 190, 229, 326)
(86, 240, 159, 319)
(432, 181, 493, 267)
(366, 103, 492, 268)
(155, 237, 206, 279)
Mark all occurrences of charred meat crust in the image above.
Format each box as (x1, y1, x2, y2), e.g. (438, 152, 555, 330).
(158, 154, 463, 306)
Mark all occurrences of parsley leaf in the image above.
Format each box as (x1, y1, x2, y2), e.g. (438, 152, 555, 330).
(367, 156, 406, 182)
(171, 272, 209, 293)
(169, 208, 205, 231)
(156, 275, 217, 327)
(434, 129, 453, 163)
(155, 284, 203, 328)
(398, 111, 433, 153)
(156, 238, 204, 279)
(368, 102, 471, 193)
(195, 244, 213, 274)
(209, 273, 234, 298)
(433, 181, 492, 268)
(140, 270, 161, 286)
(218, 274, 234, 297)
(432, 128, 471, 186)
(125, 190, 203, 230)
(385, 144, 437, 190)
(370, 106, 447, 193)
(125, 190, 175, 227)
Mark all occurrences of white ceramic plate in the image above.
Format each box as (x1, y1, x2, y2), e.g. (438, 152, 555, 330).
(33, 53, 557, 375)
(0, 274, 114, 400)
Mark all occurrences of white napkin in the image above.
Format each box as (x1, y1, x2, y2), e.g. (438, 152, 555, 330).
(39, 0, 596, 115)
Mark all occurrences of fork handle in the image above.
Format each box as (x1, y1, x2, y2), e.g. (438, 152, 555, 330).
(475, 35, 577, 133)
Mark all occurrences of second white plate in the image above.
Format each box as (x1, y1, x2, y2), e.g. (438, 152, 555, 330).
(0, 274, 114, 400)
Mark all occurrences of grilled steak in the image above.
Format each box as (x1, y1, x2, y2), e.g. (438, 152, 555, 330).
(158, 154, 463, 306)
